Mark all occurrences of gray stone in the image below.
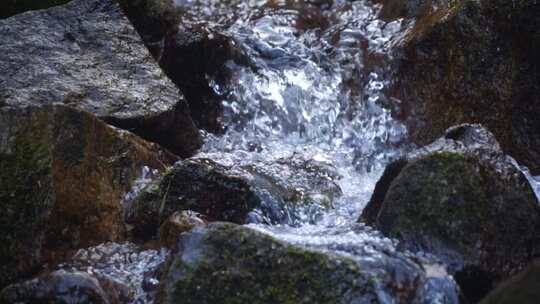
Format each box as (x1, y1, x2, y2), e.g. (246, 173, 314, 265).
(0, 0, 201, 157)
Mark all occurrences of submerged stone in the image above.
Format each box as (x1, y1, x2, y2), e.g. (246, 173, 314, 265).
(0, 0, 202, 157)
(361, 124, 540, 302)
(156, 223, 459, 304)
(0, 105, 176, 289)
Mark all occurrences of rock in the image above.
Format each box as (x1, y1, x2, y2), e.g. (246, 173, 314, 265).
(116, 0, 180, 58)
(159, 24, 248, 132)
(0, 0, 70, 19)
(126, 154, 342, 241)
(159, 211, 207, 250)
(361, 124, 540, 302)
(118, 0, 249, 132)
(479, 259, 540, 304)
(0, 270, 130, 304)
(0, 104, 177, 288)
(0, 0, 202, 157)
(156, 222, 459, 304)
(383, 0, 540, 174)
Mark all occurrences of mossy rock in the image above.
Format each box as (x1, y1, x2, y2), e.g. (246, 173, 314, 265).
(0, 104, 177, 288)
(384, 0, 540, 174)
(157, 223, 458, 304)
(0, 107, 53, 289)
(126, 155, 342, 241)
(361, 124, 540, 302)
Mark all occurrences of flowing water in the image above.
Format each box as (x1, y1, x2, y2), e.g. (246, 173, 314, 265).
(195, 0, 410, 260)
(55, 0, 540, 303)
(181, 0, 459, 302)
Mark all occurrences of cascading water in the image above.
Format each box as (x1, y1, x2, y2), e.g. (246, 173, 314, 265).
(58, 0, 540, 302)
(178, 0, 459, 302)
(192, 0, 410, 251)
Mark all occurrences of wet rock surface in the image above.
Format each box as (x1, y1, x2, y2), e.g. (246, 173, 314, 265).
(0, 104, 176, 288)
(156, 222, 459, 304)
(159, 24, 247, 132)
(117, 0, 180, 58)
(0, 270, 124, 304)
(383, 0, 540, 174)
(0, 242, 169, 304)
(126, 154, 342, 241)
(479, 259, 540, 304)
(0, 0, 202, 157)
(118, 0, 248, 133)
(159, 211, 207, 250)
(361, 124, 540, 301)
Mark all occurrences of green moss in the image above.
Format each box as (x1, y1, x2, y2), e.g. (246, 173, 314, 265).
(163, 224, 372, 304)
(380, 152, 490, 254)
(0, 112, 52, 288)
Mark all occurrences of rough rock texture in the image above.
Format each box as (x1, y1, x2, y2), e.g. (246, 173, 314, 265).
(117, 0, 246, 132)
(479, 260, 540, 304)
(0, 0, 202, 157)
(116, 0, 180, 58)
(0, 104, 177, 288)
(159, 24, 248, 132)
(156, 223, 459, 304)
(159, 211, 207, 250)
(383, 0, 540, 174)
(0, 270, 129, 304)
(126, 155, 342, 241)
(361, 124, 540, 302)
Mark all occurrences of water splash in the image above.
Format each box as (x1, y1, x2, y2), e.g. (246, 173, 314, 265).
(58, 243, 169, 304)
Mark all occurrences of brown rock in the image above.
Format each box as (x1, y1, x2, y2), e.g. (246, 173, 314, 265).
(159, 211, 207, 250)
(383, 0, 540, 174)
(0, 104, 177, 288)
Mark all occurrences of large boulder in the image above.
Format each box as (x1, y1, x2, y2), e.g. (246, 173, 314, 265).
(479, 259, 540, 304)
(126, 154, 342, 241)
(156, 223, 459, 304)
(0, 0, 202, 157)
(382, 0, 540, 174)
(361, 124, 540, 301)
(0, 104, 177, 288)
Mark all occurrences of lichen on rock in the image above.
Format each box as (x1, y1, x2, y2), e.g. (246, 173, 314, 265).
(361, 124, 540, 302)
(156, 222, 459, 304)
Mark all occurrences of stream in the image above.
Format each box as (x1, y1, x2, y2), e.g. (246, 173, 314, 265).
(56, 0, 540, 303)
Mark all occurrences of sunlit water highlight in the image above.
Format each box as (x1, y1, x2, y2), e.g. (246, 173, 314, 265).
(66, 0, 540, 302)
